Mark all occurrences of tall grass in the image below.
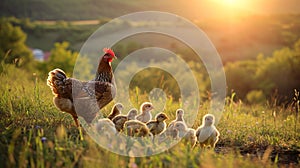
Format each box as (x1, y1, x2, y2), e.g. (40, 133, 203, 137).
(0, 65, 299, 167)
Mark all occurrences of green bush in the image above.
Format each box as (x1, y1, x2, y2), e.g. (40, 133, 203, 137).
(0, 19, 33, 67)
(246, 90, 266, 104)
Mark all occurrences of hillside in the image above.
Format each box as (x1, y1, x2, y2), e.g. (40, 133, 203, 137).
(8, 14, 300, 63)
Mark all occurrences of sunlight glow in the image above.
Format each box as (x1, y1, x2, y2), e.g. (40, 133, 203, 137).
(224, 0, 237, 5)
(209, 0, 256, 17)
(212, 0, 250, 8)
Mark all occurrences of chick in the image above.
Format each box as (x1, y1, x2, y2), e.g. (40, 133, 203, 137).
(169, 109, 185, 127)
(165, 109, 186, 137)
(107, 103, 124, 120)
(195, 114, 220, 148)
(146, 113, 168, 135)
(124, 120, 151, 137)
(94, 118, 117, 139)
(136, 102, 154, 123)
(174, 121, 197, 148)
(112, 108, 138, 132)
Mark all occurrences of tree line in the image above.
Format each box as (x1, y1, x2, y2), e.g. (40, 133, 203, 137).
(1, 18, 299, 104)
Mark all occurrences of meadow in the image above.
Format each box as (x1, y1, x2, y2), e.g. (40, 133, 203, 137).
(0, 61, 299, 168)
(1, 12, 300, 168)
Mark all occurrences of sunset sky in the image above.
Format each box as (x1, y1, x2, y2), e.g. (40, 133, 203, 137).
(203, 0, 300, 13)
(185, 0, 300, 19)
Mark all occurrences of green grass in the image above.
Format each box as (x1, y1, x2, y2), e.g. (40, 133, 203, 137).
(0, 64, 299, 167)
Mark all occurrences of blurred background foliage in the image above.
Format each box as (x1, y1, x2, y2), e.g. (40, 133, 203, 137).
(0, 18, 33, 68)
(1, 17, 300, 105)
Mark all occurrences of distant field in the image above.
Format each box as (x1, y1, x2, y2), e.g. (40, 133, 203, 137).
(36, 20, 100, 25)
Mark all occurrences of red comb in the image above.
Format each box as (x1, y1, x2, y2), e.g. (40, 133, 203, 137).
(103, 48, 115, 56)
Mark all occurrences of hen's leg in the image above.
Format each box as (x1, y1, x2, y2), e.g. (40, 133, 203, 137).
(71, 115, 79, 127)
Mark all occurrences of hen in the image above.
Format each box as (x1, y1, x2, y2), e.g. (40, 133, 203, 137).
(47, 48, 117, 127)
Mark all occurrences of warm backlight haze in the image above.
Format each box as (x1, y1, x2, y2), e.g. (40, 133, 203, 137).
(196, 0, 299, 19)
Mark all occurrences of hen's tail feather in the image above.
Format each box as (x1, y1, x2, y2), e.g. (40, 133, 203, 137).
(47, 68, 67, 95)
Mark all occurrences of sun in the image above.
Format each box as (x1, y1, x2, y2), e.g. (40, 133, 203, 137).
(224, 0, 237, 5)
(211, 0, 248, 8)
(208, 0, 255, 18)
(221, 0, 240, 7)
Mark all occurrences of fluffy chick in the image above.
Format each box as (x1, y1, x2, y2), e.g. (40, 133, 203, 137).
(169, 109, 185, 127)
(174, 121, 197, 148)
(165, 109, 186, 137)
(146, 113, 168, 136)
(124, 120, 151, 137)
(112, 108, 138, 132)
(107, 103, 123, 120)
(195, 114, 220, 148)
(136, 102, 154, 123)
(94, 118, 117, 139)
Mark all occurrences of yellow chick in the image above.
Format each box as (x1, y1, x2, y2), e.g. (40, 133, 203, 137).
(174, 121, 197, 148)
(195, 114, 220, 148)
(165, 109, 186, 137)
(124, 120, 151, 137)
(136, 102, 154, 123)
(107, 103, 124, 120)
(146, 113, 168, 136)
(169, 109, 185, 127)
(112, 108, 138, 132)
(94, 118, 117, 139)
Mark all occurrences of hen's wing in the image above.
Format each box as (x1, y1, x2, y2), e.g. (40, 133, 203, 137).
(73, 81, 116, 124)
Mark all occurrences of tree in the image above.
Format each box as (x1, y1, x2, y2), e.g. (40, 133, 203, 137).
(225, 60, 258, 100)
(47, 42, 78, 76)
(246, 90, 266, 104)
(0, 19, 33, 67)
(73, 56, 94, 80)
(256, 41, 300, 102)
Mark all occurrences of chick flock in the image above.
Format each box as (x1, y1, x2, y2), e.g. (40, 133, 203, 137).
(94, 102, 220, 149)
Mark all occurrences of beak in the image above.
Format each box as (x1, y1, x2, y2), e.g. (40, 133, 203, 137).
(114, 55, 118, 59)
